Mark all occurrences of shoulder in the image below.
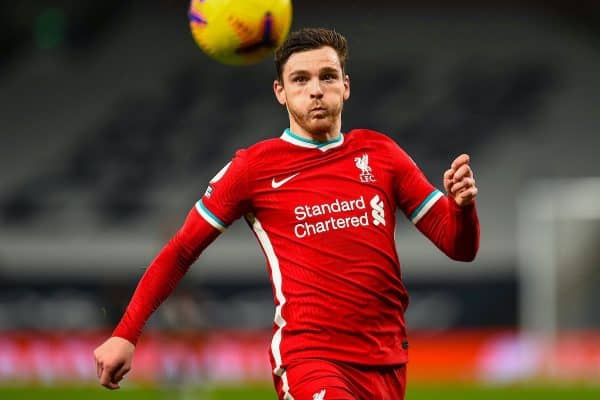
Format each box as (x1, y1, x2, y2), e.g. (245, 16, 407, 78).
(227, 138, 289, 180)
(346, 129, 410, 157)
(243, 137, 286, 159)
(223, 138, 283, 165)
(346, 128, 401, 148)
(347, 129, 420, 173)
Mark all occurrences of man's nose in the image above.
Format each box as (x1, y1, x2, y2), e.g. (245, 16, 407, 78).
(309, 79, 324, 98)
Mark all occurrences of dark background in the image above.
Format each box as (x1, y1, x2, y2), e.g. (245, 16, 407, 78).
(1, 0, 599, 335)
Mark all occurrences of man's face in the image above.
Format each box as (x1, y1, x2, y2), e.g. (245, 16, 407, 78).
(274, 46, 350, 136)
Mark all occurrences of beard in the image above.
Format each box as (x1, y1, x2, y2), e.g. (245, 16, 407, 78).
(288, 102, 343, 136)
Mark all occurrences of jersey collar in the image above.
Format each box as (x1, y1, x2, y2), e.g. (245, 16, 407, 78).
(280, 128, 344, 152)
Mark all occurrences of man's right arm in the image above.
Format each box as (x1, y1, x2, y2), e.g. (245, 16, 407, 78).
(93, 208, 221, 389)
(94, 149, 251, 389)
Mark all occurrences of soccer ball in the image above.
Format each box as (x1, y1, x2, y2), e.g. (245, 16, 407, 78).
(188, 0, 293, 66)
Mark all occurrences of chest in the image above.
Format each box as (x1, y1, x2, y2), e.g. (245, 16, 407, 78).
(249, 147, 397, 235)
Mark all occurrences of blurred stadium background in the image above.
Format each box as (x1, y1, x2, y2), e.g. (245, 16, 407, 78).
(1, 0, 600, 398)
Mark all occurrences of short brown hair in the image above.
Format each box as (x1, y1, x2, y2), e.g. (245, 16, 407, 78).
(274, 27, 348, 82)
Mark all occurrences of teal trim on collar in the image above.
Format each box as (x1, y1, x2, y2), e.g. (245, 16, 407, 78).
(284, 128, 343, 147)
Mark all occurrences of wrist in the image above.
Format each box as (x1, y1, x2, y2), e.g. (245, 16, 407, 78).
(111, 326, 139, 346)
(448, 196, 475, 211)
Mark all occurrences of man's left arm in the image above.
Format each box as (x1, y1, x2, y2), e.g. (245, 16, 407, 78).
(415, 153, 480, 261)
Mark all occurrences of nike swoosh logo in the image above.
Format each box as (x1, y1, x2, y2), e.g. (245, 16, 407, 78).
(272, 173, 300, 188)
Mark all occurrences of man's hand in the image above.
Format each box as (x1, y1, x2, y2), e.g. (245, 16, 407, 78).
(93, 336, 135, 390)
(443, 154, 478, 206)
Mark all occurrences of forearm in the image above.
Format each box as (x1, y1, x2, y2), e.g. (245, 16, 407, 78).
(112, 208, 220, 344)
(416, 196, 480, 261)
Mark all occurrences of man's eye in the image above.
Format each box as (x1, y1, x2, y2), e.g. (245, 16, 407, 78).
(323, 74, 336, 81)
(293, 76, 307, 83)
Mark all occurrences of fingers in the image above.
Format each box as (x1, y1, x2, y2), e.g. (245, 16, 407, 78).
(453, 164, 473, 181)
(444, 165, 474, 194)
(443, 169, 454, 192)
(93, 337, 136, 391)
(445, 153, 477, 206)
(113, 363, 131, 385)
(450, 177, 475, 194)
(444, 154, 472, 190)
(443, 168, 454, 182)
(451, 153, 470, 171)
(99, 361, 123, 390)
(457, 186, 478, 204)
(95, 350, 126, 390)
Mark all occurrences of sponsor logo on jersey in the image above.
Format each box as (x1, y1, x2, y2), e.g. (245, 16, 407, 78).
(293, 195, 385, 238)
(370, 194, 385, 226)
(313, 389, 326, 400)
(354, 153, 376, 183)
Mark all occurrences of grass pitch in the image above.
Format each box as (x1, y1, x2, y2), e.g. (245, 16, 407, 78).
(1, 383, 599, 399)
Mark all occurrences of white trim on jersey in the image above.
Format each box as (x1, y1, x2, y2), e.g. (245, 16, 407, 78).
(195, 200, 227, 232)
(282, 371, 295, 400)
(280, 128, 344, 152)
(209, 161, 231, 184)
(247, 214, 292, 398)
(410, 189, 444, 224)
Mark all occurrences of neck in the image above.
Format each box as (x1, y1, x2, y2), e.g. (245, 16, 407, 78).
(288, 120, 341, 142)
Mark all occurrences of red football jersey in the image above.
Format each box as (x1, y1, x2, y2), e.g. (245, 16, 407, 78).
(198, 128, 444, 374)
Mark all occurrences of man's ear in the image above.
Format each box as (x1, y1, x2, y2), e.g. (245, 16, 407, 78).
(343, 74, 350, 101)
(273, 79, 286, 105)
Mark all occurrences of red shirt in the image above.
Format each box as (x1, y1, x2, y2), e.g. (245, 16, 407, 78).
(113, 128, 479, 376)
(199, 128, 473, 371)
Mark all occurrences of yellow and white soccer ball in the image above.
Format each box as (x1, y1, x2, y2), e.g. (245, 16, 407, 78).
(188, 0, 293, 66)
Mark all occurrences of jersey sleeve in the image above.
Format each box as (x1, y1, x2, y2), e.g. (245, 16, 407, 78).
(390, 143, 443, 224)
(112, 208, 221, 344)
(196, 149, 252, 231)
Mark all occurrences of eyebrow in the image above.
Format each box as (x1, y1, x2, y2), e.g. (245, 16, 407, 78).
(320, 67, 339, 73)
(288, 67, 340, 77)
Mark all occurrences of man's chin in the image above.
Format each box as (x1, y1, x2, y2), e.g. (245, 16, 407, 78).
(305, 119, 334, 135)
